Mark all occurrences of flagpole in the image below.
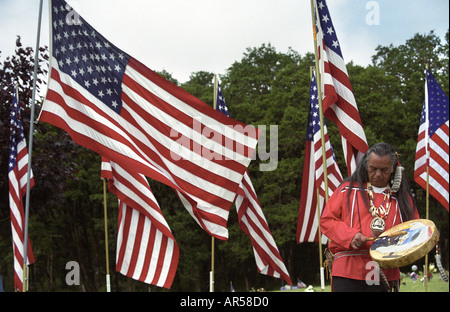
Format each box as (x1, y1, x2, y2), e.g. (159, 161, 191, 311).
(310, 0, 329, 290)
(209, 74, 218, 292)
(102, 178, 111, 292)
(316, 188, 325, 292)
(311, 65, 325, 291)
(310, 0, 329, 203)
(22, 0, 43, 292)
(424, 65, 430, 292)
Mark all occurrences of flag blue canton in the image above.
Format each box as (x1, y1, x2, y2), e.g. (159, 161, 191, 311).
(426, 69, 449, 137)
(9, 91, 25, 173)
(51, 0, 130, 113)
(306, 73, 323, 141)
(316, 0, 343, 57)
(216, 82, 229, 117)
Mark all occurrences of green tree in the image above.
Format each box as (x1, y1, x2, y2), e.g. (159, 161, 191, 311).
(368, 30, 449, 267)
(1, 30, 448, 291)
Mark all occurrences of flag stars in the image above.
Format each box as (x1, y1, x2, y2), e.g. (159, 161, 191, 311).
(326, 27, 334, 36)
(51, 2, 129, 113)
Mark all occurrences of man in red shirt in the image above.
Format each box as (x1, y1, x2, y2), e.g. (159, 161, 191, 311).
(321, 143, 420, 292)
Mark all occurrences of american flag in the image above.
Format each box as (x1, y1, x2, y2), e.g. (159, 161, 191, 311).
(39, 0, 259, 240)
(215, 80, 292, 285)
(8, 86, 35, 291)
(216, 81, 229, 117)
(297, 73, 342, 244)
(101, 159, 179, 288)
(414, 70, 449, 212)
(314, 0, 368, 175)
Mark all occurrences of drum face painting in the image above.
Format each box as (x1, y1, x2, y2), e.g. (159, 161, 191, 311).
(370, 219, 439, 269)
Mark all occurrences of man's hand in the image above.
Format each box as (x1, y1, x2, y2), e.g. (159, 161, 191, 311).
(351, 232, 368, 250)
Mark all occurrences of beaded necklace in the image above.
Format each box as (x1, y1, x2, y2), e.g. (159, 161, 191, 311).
(367, 182, 392, 234)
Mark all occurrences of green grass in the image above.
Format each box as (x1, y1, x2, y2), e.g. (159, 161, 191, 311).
(398, 274, 449, 292)
(276, 273, 449, 292)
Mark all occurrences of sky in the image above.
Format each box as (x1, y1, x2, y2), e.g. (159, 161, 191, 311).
(0, 0, 449, 83)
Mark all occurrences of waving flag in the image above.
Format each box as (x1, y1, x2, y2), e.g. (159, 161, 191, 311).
(216, 82, 229, 117)
(314, 0, 368, 175)
(297, 73, 342, 244)
(215, 80, 292, 285)
(101, 159, 179, 288)
(8, 86, 35, 291)
(414, 70, 449, 211)
(39, 0, 259, 240)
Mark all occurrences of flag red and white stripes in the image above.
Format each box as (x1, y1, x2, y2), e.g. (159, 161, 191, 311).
(314, 0, 368, 175)
(235, 172, 292, 285)
(414, 70, 449, 211)
(8, 87, 35, 291)
(215, 80, 292, 285)
(297, 73, 342, 244)
(40, 0, 259, 240)
(101, 159, 179, 288)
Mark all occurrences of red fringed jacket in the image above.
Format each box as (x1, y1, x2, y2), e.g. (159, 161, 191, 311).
(320, 181, 419, 281)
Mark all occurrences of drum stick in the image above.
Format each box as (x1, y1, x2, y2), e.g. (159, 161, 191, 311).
(367, 231, 408, 241)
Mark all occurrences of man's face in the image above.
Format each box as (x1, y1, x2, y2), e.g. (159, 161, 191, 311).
(367, 153, 393, 188)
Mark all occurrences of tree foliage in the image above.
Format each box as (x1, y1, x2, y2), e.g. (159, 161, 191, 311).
(0, 31, 448, 292)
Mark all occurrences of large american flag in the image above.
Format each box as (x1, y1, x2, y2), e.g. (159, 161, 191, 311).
(8, 86, 35, 291)
(297, 73, 342, 244)
(414, 70, 449, 212)
(39, 0, 259, 241)
(215, 81, 292, 285)
(314, 0, 368, 175)
(101, 159, 179, 288)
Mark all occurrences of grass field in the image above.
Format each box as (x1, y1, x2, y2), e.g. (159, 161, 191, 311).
(398, 274, 449, 292)
(278, 273, 449, 292)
